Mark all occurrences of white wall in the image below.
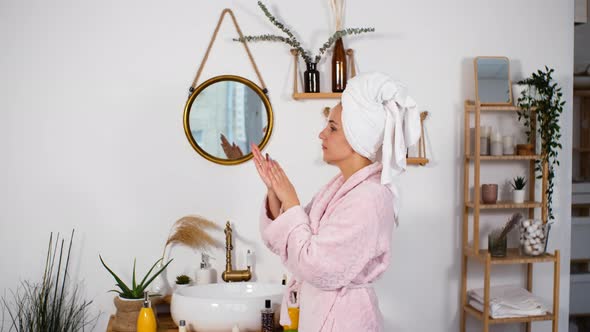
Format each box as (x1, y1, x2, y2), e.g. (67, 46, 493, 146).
(0, 1, 573, 331)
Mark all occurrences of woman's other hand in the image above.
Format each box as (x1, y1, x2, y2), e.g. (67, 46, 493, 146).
(268, 159, 300, 210)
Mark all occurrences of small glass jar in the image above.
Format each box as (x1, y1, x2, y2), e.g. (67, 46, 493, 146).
(488, 233, 507, 257)
(518, 219, 547, 256)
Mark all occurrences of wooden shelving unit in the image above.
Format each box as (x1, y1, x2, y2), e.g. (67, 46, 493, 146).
(460, 100, 560, 332)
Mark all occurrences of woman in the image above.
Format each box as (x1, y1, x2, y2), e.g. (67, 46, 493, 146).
(252, 72, 421, 331)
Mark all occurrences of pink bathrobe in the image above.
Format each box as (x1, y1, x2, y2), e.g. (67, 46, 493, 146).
(259, 162, 396, 332)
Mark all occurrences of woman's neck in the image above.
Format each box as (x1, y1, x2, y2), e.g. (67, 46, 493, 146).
(339, 156, 372, 181)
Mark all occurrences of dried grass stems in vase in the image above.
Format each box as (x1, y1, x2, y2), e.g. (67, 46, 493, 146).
(161, 215, 223, 261)
(234, 1, 374, 64)
(488, 213, 523, 257)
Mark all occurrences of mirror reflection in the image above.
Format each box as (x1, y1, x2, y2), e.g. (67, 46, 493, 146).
(184, 76, 272, 164)
(475, 57, 511, 104)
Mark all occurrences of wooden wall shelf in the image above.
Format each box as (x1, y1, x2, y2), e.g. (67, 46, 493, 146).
(293, 92, 342, 100)
(406, 157, 429, 166)
(290, 48, 356, 100)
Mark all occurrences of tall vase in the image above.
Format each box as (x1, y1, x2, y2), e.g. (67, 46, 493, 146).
(149, 261, 172, 296)
(304, 62, 320, 93)
(331, 38, 347, 92)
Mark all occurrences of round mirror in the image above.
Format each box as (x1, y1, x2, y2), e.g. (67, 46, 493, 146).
(183, 75, 273, 165)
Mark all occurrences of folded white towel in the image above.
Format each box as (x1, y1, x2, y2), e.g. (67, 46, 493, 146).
(468, 299, 546, 319)
(467, 285, 549, 318)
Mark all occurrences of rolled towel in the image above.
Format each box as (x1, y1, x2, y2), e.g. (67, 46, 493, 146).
(341, 72, 421, 223)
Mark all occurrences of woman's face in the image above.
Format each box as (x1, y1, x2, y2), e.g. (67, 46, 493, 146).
(318, 103, 355, 165)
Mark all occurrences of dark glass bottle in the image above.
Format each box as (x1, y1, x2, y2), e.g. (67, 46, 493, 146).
(261, 299, 275, 332)
(304, 62, 320, 93)
(331, 38, 347, 92)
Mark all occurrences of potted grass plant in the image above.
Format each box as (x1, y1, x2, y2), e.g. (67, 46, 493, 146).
(99, 255, 172, 332)
(1, 230, 97, 332)
(511, 176, 527, 203)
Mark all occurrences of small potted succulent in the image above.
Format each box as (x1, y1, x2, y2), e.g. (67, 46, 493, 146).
(175, 274, 192, 291)
(511, 176, 527, 203)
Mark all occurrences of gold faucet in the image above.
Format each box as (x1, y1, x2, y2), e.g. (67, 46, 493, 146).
(222, 221, 252, 282)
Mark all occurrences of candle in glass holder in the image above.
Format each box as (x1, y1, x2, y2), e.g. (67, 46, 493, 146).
(503, 135, 514, 155)
(479, 126, 490, 155)
(490, 131, 503, 156)
(490, 131, 502, 143)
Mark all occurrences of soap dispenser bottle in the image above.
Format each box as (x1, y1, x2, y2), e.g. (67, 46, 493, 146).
(261, 299, 275, 332)
(282, 291, 299, 332)
(196, 253, 213, 285)
(137, 291, 157, 332)
(178, 320, 187, 332)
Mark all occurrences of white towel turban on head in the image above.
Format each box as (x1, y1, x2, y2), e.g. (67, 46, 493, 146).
(341, 72, 421, 223)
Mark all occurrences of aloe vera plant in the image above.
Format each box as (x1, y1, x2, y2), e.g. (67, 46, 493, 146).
(511, 176, 527, 190)
(99, 255, 173, 299)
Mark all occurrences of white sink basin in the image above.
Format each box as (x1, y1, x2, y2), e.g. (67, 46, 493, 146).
(170, 282, 285, 332)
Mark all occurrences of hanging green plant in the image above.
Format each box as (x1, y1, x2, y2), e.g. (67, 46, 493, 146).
(515, 66, 564, 221)
(234, 1, 374, 64)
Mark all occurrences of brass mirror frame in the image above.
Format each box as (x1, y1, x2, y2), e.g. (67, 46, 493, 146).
(183, 75, 273, 165)
(474, 56, 513, 106)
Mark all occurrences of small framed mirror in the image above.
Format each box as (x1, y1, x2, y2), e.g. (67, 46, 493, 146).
(474, 56, 512, 105)
(183, 75, 273, 165)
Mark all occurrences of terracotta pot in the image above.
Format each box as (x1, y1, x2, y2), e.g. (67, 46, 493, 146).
(516, 144, 535, 155)
(481, 184, 498, 204)
(112, 296, 162, 332)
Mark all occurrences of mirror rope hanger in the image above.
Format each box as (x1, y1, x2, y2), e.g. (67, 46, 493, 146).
(189, 8, 268, 94)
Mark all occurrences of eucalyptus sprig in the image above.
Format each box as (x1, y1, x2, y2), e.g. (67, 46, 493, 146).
(234, 1, 375, 64)
(515, 66, 564, 221)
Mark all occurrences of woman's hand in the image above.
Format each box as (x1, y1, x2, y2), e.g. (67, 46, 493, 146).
(268, 159, 300, 210)
(251, 143, 273, 189)
(220, 133, 244, 159)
